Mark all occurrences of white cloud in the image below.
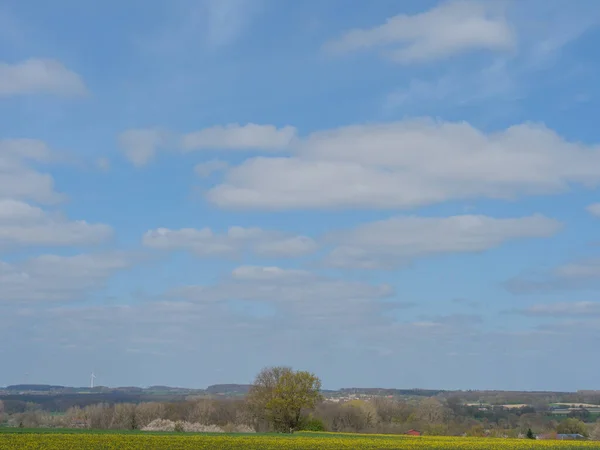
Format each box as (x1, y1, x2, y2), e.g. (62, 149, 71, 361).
(117, 123, 296, 168)
(0, 199, 45, 222)
(324, 214, 561, 269)
(181, 123, 297, 152)
(587, 203, 600, 217)
(556, 261, 600, 279)
(383, 1, 599, 112)
(6, 294, 599, 389)
(0, 139, 63, 204)
(204, 0, 260, 48)
(0, 252, 134, 303)
(142, 226, 317, 258)
(0, 138, 52, 162)
(168, 265, 395, 325)
(0, 199, 113, 247)
(384, 59, 516, 111)
(195, 160, 229, 178)
(231, 265, 314, 282)
(323, 0, 514, 64)
(117, 129, 167, 167)
(0, 143, 108, 248)
(253, 235, 317, 258)
(207, 119, 600, 210)
(506, 259, 600, 293)
(0, 59, 87, 96)
(137, 0, 262, 56)
(517, 301, 600, 317)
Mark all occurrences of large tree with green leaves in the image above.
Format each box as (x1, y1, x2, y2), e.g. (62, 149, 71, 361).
(556, 418, 588, 436)
(246, 366, 322, 433)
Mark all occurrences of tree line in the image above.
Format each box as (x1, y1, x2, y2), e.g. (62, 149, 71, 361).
(1, 367, 600, 440)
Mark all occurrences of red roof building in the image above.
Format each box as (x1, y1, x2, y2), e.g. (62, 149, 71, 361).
(406, 429, 421, 436)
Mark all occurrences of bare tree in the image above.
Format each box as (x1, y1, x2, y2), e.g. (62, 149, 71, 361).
(111, 403, 138, 430)
(590, 420, 600, 441)
(344, 400, 379, 429)
(187, 399, 215, 424)
(84, 403, 113, 429)
(136, 402, 165, 428)
(211, 399, 240, 426)
(372, 397, 398, 424)
(416, 398, 451, 425)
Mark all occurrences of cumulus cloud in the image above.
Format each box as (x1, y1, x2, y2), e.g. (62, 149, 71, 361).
(181, 123, 297, 152)
(506, 259, 600, 293)
(0, 199, 113, 247)
(142, 214, 560, 270)
(117, 124, 296, 168)
(231, 265, 314, 282)
(167, 265, 395, 326)
(5, 263, 599, 388)
(0, 143, 110, 248)
(323, 214, 561, 269)
(136, 0, 263, 57)
(118, 128, 167, 167)
(418, 313, 483, 327)
(514, 301, 600, 317)
(0, 139, 63, 204)
(383, 1, 598, 112)
(587, 203, 600, 217)
(204, 0, 261, 48)
(194, 160, 229, 177)
(5, 294, 598, 389)
(323, 0, 514, 63)
(207, 120, 600, 210)
(142, 226, 317, 258)
(0, 252, 135, 303)
(384, 59, 516, 111)
(0, 59, 87, 97)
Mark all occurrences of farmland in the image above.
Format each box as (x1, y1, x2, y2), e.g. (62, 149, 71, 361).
(0, 430, 598, 450)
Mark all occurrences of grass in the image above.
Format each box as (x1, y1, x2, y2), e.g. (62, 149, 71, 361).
(0, 429, 599, 449)
(0, 428, 404, 437)
(0, 428, 398, 438)
(0, 427, 255, 436)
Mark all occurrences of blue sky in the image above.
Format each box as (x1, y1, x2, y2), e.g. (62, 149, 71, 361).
(1, 0, 600, 391)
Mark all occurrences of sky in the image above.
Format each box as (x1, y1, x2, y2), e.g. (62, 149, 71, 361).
(1, 0, 600, 392)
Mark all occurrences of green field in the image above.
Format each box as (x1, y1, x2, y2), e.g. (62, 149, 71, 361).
(0, 429, 598, 450)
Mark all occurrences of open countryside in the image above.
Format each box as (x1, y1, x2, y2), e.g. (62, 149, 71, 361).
(3, 378, 600, 446)
(3, 0, 600, 448)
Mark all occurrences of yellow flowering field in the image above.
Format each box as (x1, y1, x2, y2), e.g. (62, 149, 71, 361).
(0, 431, 598, 450)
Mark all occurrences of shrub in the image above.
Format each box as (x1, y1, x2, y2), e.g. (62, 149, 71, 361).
(142, 419, 257, 433)
(557, 418, 588, 437)
(143, 419, 176, 432)
(301, 417, 326, 432)
(465, 424, 485, 437)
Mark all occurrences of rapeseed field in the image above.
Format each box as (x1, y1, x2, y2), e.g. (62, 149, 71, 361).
(0, 431, 598, 449)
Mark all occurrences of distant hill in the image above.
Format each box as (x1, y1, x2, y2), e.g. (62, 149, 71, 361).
(111, 386, 144, 393)
(6, 384, 66, 392)
(206, 384, 251, 395)
(338, 388, 445, 397)
(146, 386, 204, 393)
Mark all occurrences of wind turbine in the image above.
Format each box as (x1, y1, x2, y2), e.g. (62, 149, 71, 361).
(90, 372, 96, 389)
